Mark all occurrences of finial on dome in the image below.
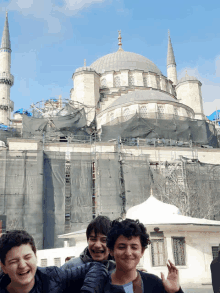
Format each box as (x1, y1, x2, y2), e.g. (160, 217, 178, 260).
(185, 69, 189, 77)
(84, 59, 86, 67)
(168, 29, 170, 37)
(118, 30, 124, 51)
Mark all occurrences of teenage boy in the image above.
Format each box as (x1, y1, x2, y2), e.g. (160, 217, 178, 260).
(0, 230, 108, 293)
(105, 218, 184, 293)
(62, 216, 115, 271)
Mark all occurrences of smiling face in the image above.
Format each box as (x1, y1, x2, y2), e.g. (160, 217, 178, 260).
(111, 235, 145, 274)
(1, 244, 37, 291)
(87, 231, 109, 261)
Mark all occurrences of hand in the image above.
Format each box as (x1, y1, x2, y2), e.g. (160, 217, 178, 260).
(161, 260, 180, 293)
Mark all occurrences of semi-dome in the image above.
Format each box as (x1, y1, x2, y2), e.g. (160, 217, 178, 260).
(105, 89, 177, 111)
(90, 51, 162, 74)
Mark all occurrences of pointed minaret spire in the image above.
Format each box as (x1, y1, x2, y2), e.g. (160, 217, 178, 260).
(1, 11, 11, 51)
(167, 30, 177, 85)
(167, 30, 176, 67)
(0, 12, 14, 126)
(118, 30, 124, 51)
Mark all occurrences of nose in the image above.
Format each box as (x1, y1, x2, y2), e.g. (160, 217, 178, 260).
(125, 247, 132, 256)
(18, 259, 26, 268)
(94, 240, 102, 248)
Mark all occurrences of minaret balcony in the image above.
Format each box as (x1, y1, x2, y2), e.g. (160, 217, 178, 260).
(0, 72, 14, 86)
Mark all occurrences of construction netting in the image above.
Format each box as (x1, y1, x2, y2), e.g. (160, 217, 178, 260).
(0, 150, 220, 249)
(0, 127, 21, 144)
(0, 151, 44, 249)
(43, 152, 66, 248)
(96, 153, 122, 220)
(22, 109, 88, 139)
(101, 113, 218, 148)
(69, 153, 93, 232)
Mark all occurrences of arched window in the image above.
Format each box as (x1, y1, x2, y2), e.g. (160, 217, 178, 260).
(143, 75, 148, 87)
(128, 74, 134, 86)
(101, 78, 107, 87)
(140, 106, 148, 117)
(114, 76, 121, 87)
(123, 108, 130, 121)
(174, 107, 178, 116)
(110, 112, 114, 122)
(157, 105, 165, 119)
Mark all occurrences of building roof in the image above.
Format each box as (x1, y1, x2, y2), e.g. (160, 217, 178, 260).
(90, 51, 162, 74)
(1, 12, 11, 50)
(178, 72, 199, 84)
(126, 195, 220, 226)
(105, 89, 177, 110)
(167, 31, 176, 66)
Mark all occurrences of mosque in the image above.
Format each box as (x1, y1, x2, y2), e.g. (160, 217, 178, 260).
(0, 12, 220, 251)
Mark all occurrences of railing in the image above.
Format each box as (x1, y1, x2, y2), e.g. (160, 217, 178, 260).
(0, 72, 14, 85)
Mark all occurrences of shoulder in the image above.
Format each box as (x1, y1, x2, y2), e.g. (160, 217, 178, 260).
(139, 271, 164, 291)
(61, 257, 84, 270)
(211, 256, 220, 267)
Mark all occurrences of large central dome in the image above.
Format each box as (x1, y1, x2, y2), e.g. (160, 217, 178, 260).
(90, 50, 161, 74)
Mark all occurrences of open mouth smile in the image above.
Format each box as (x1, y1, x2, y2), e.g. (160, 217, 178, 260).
(18, 270, 30, 276)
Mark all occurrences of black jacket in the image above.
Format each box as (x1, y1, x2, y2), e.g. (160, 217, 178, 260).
(104, 270, 184, 293)
(0, 262, 108, 293)
(61, 247, 116, 272)
(211, 253, 220, 293)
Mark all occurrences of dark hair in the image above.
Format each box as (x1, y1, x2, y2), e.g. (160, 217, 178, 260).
(0, 230, 36, 265)
(107, 218, 150, 250)
(86, 216, 112, 240)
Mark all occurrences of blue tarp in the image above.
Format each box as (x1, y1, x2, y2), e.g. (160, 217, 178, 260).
(14, 108, 32, 117)
(207, 110, 220, 125)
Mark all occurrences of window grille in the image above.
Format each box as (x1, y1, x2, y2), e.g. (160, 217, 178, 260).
(174, 107, 178, 116)
(41, 259, 47, 267)
(212, 246, 219, 260)
(143, 76, 148, 87)
(54, 257, 61, 267)
(140, 106, 148, 118)
(101, 78, 107, 87)
(128, 74, 134, 86)
(173, 237, 186, 266)
(151, 239, 166, 267)
(114, 76, 121, 87)
(157, 105, 165, 118)
(123, 108, 130, 121)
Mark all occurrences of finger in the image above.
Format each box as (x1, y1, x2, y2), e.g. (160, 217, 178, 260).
(161, 272, 165, 282)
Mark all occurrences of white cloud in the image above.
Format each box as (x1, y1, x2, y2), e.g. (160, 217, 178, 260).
(5, 0, 106, 33)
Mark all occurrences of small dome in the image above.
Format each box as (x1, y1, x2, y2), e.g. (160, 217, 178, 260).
(126, 195, 181, 224)
(178, 73, 199, 84)
(90, 51, 161, 74)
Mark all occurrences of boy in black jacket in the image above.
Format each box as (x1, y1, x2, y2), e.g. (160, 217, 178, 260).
(0, 230, 107, 293)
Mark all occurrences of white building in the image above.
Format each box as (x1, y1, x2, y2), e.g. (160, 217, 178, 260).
(127, 194, 220, 285)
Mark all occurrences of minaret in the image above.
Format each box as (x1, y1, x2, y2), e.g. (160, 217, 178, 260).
(0, 12, 14, 126)
(167, 30, 177, 85)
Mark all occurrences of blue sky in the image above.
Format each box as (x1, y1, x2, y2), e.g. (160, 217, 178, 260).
(0, 0, 220, 116)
